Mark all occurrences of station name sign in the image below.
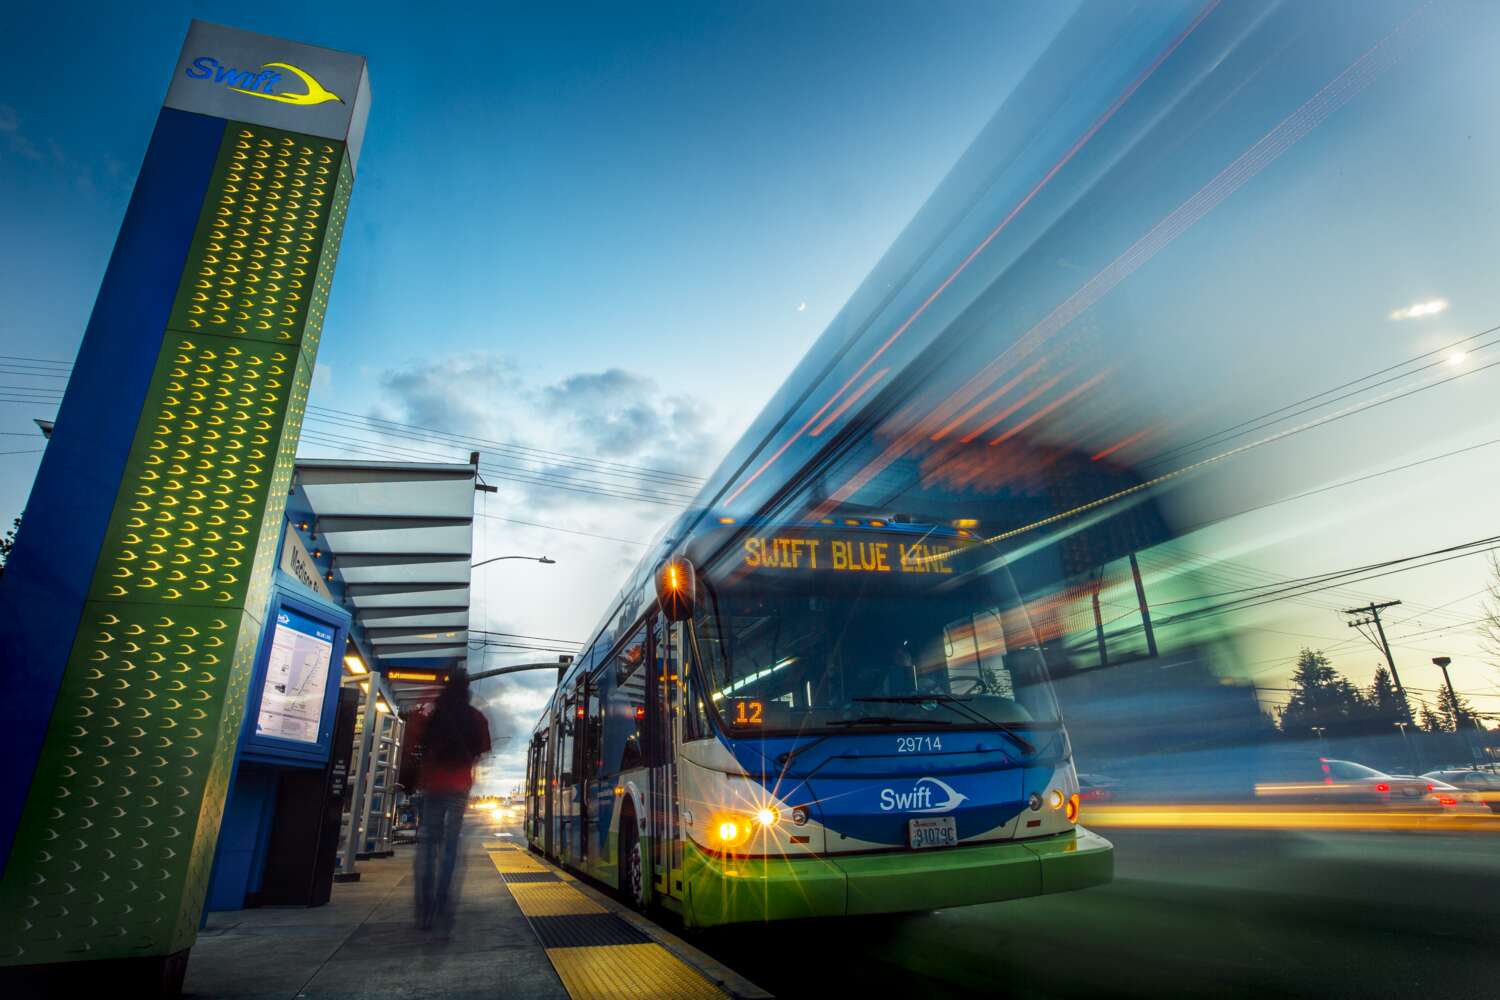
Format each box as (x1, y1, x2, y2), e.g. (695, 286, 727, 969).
(163, 20, 371, 170)
(741, 535, 957, 575)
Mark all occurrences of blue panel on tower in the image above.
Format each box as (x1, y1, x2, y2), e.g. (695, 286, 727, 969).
(0, 107, 226, 869)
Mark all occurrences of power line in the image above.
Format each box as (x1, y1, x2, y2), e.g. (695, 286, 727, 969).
(307, 404, 706, 486)
(0, 355, 708, 491)
(475, 512, 648, 547)
(1152, 537, 1500, 630)
(298, 428, 693, 506)
(0, 355, 72, 366)
(467, 628, 581, 646)
(305, 408, 705, 491)
(1153, 537, 1500, 608)
(1142, 323, 1500, 469)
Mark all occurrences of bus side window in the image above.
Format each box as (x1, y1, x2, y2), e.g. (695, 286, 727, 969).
(682, 650, 710, 741)
(604, 626, 647, 772)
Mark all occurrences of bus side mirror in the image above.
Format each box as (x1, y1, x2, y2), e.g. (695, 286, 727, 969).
(656, 558, 696, 622)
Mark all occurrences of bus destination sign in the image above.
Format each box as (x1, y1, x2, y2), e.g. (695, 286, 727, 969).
(741, 535, 959, 575)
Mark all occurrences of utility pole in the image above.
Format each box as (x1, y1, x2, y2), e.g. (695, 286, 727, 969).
(1343, 601, 1414, 725)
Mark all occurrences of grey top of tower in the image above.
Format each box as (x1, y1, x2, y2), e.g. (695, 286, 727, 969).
(164, 20, 372, 172)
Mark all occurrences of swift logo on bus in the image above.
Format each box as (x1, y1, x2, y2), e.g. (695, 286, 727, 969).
(185, 57, 344, 106)
(878, 776, 968, 813)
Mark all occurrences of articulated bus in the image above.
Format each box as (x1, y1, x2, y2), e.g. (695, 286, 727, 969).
(523, 436, 1165, 927)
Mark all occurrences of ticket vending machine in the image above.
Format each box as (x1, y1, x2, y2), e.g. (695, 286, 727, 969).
(206, 586, 354, 910)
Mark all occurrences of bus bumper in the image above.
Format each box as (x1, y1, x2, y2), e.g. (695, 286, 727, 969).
(682, 826, 1113, 928)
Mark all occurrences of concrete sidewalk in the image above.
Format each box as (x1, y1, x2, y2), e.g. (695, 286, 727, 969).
(184, 828, 566, 998)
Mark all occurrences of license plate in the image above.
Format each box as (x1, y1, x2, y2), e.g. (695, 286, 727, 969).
(909, 816, 958, 849)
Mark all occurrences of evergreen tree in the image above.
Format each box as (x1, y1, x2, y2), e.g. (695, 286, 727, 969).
(1364, 664, 1411, 724)
(1279, 648, 1367, 736)
(1434, 683, 1477, 734)
(0, 514, 19, 579)
(1418, 699, 1443, 734)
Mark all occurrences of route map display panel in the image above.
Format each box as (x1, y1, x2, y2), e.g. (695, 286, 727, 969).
(256, 608, 335, 743)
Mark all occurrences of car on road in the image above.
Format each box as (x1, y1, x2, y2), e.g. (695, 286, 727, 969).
(1422, 769, 1500, 813)
(1256, 758, 1445, 808)
(1077, 772, 1121, 803)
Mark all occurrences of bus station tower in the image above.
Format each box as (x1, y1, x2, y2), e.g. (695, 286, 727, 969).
(0, 22, 369, 993)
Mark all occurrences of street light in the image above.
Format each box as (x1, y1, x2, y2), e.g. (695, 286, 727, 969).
(471, 554, 556, 569)
(1432, 655, 1482, 763)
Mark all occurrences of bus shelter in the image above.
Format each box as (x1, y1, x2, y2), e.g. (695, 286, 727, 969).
(206, 458, 478, 907)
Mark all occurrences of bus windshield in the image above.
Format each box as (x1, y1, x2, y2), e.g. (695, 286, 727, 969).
(693, 531, 1061, 734)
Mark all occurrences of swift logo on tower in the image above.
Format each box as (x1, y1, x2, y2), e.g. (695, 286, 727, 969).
(184, 57, 344, 106)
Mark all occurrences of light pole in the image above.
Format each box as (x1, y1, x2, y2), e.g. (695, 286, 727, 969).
(1393, 720, 1416, 773)
(1311, 725, 1327, 746)
(472, 554, 555, 570)
(1432, 656, 1481, 764)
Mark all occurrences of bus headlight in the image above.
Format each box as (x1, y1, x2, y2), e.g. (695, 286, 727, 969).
(754, 807, 780, 828)
(1049, 789, 1065, 810)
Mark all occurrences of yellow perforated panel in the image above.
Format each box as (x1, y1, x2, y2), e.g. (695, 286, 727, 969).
(0, 120, 352, 967)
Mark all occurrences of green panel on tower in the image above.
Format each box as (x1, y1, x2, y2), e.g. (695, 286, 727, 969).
(0, 20, 368, 981)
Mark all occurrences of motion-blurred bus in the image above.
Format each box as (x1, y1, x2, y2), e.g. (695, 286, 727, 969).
(522, 442, 1160, 926)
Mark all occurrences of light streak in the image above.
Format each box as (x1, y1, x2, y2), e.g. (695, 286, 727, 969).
(1086, 802, 1500, 833)
(818, 8, 1438, 534)
(809, 368, 891, 437)
(722, 2, 1220, 503)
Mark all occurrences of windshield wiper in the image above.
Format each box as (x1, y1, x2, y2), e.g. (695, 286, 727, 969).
(827, 715, 952, 728)
(852, 695, 1035, 754)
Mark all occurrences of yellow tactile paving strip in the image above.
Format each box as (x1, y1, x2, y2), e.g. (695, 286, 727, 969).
(510, 882, 608, 917)
(550, 943, 729, 1000)
(487, 843, 729, 1000)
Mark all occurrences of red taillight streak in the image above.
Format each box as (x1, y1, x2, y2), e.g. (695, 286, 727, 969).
(809, 368, 890, 437)
(1091, 427, 1152, 462)
(932, 355, 1049, 443)
(1375, 783, 1390, 793)
(720, 3, 1218, 504)
(899, 8, 1421, 475)
(953, 370, 1063, 445)
(987, 372, 1107, 446)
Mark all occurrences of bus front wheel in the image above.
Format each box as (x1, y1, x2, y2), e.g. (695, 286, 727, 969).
(619, 811, 647, 911)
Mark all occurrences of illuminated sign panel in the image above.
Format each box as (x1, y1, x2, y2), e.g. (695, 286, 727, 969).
(256, 608, 335, 743)
(184, 58, 344, 106)
(387, 669, 447, 683)
(164, 20, 371, 169)
(741, 535, 959, 575)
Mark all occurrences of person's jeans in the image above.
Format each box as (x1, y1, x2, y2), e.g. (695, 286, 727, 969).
(415, 792, 466, 932)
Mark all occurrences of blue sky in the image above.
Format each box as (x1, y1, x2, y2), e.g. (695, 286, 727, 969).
(6, 2, 1500, 791)
(0, 1, 1079, 787)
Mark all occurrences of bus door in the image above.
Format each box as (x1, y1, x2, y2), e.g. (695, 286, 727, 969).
(558, 685, 579, 864)
(648, 615, 684, 899)
(543, 714, 556, 857)
(579, 673, 601, 868)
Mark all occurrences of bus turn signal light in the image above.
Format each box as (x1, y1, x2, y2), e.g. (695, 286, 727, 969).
(1065, 793, 1080, 823)
(714, 817, 746, 848)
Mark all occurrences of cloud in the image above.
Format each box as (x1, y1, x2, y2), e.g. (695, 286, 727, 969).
(328, 352, 732, 794)
(0, 104, 44, 162)
(371, 353, 721, 512)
